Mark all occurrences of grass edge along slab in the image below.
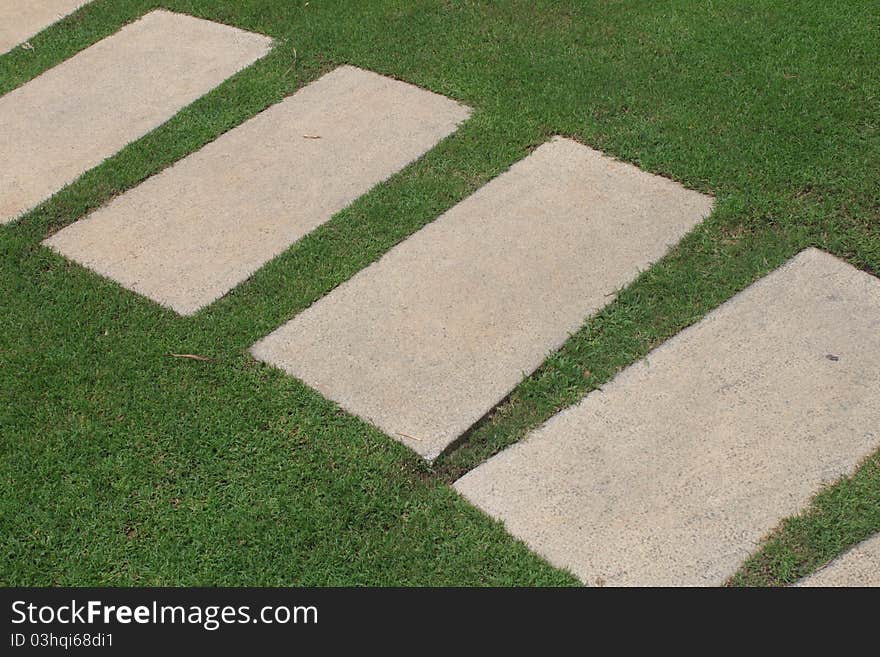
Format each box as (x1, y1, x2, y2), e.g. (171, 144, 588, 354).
(43, 65, 470, 314)
(0, 1, 92, 54)
(0, 9, 273, 225)
(252, 136, 713, 460)
(455, 248, 880, 586)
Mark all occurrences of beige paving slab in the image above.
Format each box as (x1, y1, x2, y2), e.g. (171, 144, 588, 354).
(0, 9, 272, 224)
(251, 137, 714, 460)
(0, 1, 90, 54)
(455, 248, 880, 586)
(44, 66, 471, 314)
(797, 534, 880, 587)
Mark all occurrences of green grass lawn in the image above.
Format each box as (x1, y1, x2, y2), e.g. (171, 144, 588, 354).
(1, 0, 878, 586)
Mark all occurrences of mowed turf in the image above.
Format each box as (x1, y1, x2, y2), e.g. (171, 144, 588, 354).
(1, 0, 878, 586)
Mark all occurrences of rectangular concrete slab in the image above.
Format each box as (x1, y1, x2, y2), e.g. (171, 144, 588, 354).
(0, 9, 272, 224)
(455, 248, 880, 586)
(43, 65, 470, 314)
(251, 137, 714, 460)
(797, 534, 880, 587)
(0, 1, 90, 53)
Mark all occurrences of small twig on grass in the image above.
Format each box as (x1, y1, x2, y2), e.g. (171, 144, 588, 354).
(167, 353, 216, 362)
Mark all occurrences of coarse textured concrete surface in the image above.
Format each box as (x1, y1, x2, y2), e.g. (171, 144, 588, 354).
(0, 0, 90, 54)
(797, 534, 880, 587)
(454, 248, 880, 586)
(251, 137, 714, 460)
(0, 9, 272, 225)
(44, 65, 470, 314)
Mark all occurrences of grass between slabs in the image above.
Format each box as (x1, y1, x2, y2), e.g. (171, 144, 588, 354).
(1, 0, 878, 586)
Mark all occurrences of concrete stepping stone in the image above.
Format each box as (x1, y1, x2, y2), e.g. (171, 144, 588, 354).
(44, 65, 471, 315)
(0, 9, 272, 225)
(0, 1, 90, 54)
(797, 534, 880, 587)
(455, 248, 880, 586)
(251, 137, 714, 460)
